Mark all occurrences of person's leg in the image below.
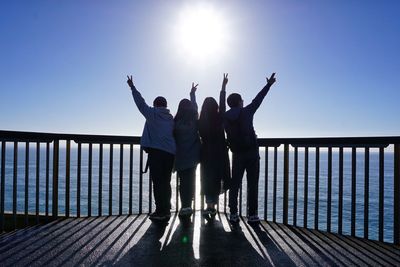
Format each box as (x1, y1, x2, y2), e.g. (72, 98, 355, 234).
(246, 156, 260, 216)
(188, 166, 196, 206)
(229, 153, 246, 215)
(179, 167, 196, 208)
(148, 150, 164, 214)
(160, 151, 174, 214)
(205, 194, 214, 208)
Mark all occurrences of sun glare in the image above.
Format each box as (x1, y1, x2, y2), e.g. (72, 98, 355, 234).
(174, 4, 229, 62)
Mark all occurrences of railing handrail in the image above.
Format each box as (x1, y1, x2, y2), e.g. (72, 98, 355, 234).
(0, 130, 140, 144)
(258, 137, 400, 147)
(1, 130, 400, 146)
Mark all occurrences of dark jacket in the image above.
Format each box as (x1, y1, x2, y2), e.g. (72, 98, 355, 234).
(224, 85, 271, 153)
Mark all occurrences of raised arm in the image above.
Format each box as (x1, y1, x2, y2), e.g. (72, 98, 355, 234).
(246, 73, 276, 113)
(126, 75, 153, 119)
(190, 82, 198, 111)
(219, 73, 228, 113)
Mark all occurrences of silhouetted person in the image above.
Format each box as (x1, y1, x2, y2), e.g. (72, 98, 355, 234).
(174, 83, 201, 218)
(199, 74, 231, 219)
(127, 75, 176, 221)
(224, 73, 276, 224)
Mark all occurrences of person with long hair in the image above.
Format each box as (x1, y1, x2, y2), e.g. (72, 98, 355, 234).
(174, 83, 201, 218)
(199, 74, 231, 219)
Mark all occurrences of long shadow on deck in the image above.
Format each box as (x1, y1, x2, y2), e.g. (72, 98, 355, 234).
(0, 213, 399, 266)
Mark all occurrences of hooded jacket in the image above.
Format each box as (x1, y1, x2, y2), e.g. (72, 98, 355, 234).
(224, 85, 271, 153)
(131, 87, 176, 155)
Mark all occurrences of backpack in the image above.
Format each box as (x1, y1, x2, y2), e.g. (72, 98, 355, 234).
(225, 110, 257, 153)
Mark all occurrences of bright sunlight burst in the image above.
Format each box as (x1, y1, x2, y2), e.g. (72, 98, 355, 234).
(174, 4, 229, 62)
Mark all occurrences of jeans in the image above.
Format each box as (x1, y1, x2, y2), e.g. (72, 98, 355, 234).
(178, 166, 196, 208)
(229, 149, 260, 216)
(148, 148, 174, 214)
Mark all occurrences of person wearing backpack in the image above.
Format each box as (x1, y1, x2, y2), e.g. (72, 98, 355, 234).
(224, 73, 276, 224)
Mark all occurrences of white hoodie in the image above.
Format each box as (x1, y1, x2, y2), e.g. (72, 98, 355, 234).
(131, 87, 176, 155)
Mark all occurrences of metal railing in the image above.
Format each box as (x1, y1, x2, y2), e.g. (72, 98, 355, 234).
(0, 131, 399, 245)
(256, 137, 400, 245)
(0, 131, 143, 231)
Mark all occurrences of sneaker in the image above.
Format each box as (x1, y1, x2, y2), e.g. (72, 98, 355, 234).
(149, 211, 170, 221)
(203, 207, 216, 215)
(209, 208, 217, 217)
(247, 215, 260, 224)
(179, 207, 193, 217)
(229, 213, 240, 223)
(203, 207, 217, 220)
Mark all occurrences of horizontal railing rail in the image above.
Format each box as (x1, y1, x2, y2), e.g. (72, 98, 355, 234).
(0, 130, 399, 246)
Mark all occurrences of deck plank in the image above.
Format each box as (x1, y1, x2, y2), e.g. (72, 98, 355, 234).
(0, 213, 399, 266)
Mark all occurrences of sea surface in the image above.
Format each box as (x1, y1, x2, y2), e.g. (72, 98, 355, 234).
(0, 144, 395, 243)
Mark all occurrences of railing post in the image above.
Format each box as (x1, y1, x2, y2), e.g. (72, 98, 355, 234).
(129, 144, 133, 215)
(338, 147, 343, 234)
(99, 143, 103, 216)
(304, 147, 309, 228)
(394, 144, 400, 245)
(327, 147, 332, 232)
(315, 147, 320, 230)
(77, 142, 81, 217)
(283, 144, 289, 225)
(109, 144, 113, 216)
(45, 142, 50, 219)
(52, 140, 59, 219)
(25, 142, 29, 227)
(65, 140, 70, 218)
(88, 143, 93, 217)
(1, 141, 5, 232)
(13, 142, 18, 229)
(351, 147, 356, 237)
(364, 147, 370, 239)
(273, 147, 278, 222)
(293, 147, 298, 226)
(264, 147, 269, 221)
(379, 147, 384, 242)
(35, 142, 40, 224)
(119, 144, 123, 215)
(139, 147, 143, 214)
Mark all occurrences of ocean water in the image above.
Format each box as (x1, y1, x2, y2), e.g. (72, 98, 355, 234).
(0, 144, 395, 243)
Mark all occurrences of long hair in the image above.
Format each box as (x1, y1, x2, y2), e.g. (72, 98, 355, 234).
(199, 97, 222, 139)
(174, 98, 197, 123)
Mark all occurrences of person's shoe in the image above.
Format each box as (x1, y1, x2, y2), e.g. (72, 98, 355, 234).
(149, 211, 170, 221)
(229, 213, 240, 223)
(247, 215, 260, 224)
(179, 207, 193, 217)
(209, 208, 217, 218)
(202, 208, 211, 217)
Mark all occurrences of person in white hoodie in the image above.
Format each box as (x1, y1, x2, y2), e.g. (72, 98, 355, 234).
(127, 75, 176, 221)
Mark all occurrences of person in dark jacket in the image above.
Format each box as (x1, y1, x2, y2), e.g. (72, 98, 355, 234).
(174, 83, 201, 218)
(199, 73, 231, 219)
(127, 75, 176, 222)
(224, 73, 276, 224)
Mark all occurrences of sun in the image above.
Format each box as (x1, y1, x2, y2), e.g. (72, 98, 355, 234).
(174, 4, 229, 62)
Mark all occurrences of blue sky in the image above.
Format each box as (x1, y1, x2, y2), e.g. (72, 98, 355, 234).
(1, 0, 399, 137)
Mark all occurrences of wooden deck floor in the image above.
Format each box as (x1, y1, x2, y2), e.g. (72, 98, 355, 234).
(0, 212, 399, 266)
